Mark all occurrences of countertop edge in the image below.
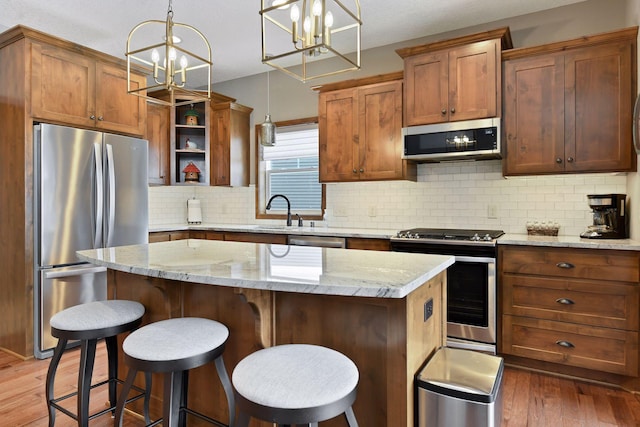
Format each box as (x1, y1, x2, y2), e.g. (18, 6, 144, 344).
(498, 233, 640, 251)
(77, 241, 454, 299)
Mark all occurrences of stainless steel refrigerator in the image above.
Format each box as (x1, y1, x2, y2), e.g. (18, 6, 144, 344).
(34, 123, 148, 359)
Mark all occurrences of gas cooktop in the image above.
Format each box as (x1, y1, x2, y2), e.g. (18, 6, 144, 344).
(393, 228, 505, 242)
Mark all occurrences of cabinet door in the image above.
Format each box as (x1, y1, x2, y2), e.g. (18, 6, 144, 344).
(95, 62, 146, 136)
(31, 43, 96, 127)
(503, 54, 565, 175)
(565, 42, 634, 173)
(403, 50, 448, 126)
(319, 88, 359, 182)
(358, 81, 404, 180)
(210, 105, 251, 187)
(147, 103, 170, 185)
(448, 40, 498, 122)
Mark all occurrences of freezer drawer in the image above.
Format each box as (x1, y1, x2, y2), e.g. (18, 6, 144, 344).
(36, 264, 107, 359)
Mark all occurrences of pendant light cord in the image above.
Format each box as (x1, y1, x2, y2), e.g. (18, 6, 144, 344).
(267, 71, 271, 115)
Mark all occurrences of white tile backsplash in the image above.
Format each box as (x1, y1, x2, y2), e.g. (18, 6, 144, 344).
(149, 160, 628, 236)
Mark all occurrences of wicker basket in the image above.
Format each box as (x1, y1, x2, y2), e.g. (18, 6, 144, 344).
(526, 224, 559, 236)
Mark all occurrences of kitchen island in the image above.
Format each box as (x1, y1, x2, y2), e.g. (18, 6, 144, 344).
(77, 239, 453, 427)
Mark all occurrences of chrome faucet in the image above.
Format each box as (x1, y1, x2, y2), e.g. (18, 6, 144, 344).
(266, 194, 292, 226)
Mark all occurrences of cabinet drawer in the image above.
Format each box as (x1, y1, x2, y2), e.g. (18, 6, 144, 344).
(502, 315, 638, 376)
(500, 246, 639, 282)
(502, 275, 639, 330)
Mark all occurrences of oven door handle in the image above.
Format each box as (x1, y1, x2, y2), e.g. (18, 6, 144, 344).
(455, 256, 495, 264)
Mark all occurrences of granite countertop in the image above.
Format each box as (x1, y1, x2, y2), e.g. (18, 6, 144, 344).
(499, 233, 640, 251)
(77, 239, 454, 298)
(150, 223, 398, 239)
(151, 223, 640, 251)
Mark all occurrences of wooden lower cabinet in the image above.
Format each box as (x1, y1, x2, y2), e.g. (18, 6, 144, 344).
(108, 269, 445, 427)
(148, 231, 190, 242)
(499, 245, 640, 377)
(346, 237, 391, 251)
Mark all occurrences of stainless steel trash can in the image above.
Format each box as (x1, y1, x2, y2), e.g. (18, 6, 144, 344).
(416, 347, 503, 427)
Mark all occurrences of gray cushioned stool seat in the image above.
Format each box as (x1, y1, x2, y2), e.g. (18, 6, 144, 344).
(46, 300, 147, 427)
(115, 317, 235, 427)
(232, 344, 359, 427)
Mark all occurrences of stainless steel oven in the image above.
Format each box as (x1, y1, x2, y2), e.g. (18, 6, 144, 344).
(391, 228, 503, 354)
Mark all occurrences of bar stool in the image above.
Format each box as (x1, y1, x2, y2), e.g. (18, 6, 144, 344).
(46, 299, 149, 427)
(115, 317, 235, 427)
(232, 344, 359, 427)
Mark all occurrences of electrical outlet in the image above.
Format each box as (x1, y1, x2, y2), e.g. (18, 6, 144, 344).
(334, 206, 348, 217)
(368, 206, 377, 217)
(424, 298, 433, 322)
(487, 204, 498, 219)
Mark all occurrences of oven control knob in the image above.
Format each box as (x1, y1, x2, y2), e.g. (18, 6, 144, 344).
(483, 234, 492, 241)
(414, 233, 421, 239)
(471, 233, 481, 241)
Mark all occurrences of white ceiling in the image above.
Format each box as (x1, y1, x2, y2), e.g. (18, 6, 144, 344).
(0, 0, 588, 84)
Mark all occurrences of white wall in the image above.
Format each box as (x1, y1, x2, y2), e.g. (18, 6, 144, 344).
(150, 0, 636, 237)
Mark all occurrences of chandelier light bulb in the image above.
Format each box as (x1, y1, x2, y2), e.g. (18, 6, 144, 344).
(325, 11, 334, 27)
(180, 55, 188, 69)
(151, 49, 160, 64)
(312, 0, 322, 16)
(169, 47, 177, 61)
(290, 4, 300, 21)
(324, 11, 333, 46)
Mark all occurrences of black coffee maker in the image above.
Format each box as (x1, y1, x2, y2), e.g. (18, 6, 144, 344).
(580, 194, 627, 239)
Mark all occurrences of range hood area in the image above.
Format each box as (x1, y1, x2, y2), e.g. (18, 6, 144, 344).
(402, 117, 501, 163)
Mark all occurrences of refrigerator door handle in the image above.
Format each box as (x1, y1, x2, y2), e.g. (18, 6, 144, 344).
(106, 143, 116, 247)
(94, 142, 104, 249)
(44, 265, 107, 279)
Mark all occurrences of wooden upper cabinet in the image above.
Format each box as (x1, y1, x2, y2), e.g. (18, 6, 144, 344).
(318, 73, 416, 183)
(319, 87, 359, 182)
(503, 27, 638, 176)
(210, 102, 253, 187)
(397, 28, 511, 126)
(502, 54, 565, 175)
(146, 102, 170, 185)
(31, 42, 146, 136)
(31, 43, 96, 128)
(94, 62, 146, 135)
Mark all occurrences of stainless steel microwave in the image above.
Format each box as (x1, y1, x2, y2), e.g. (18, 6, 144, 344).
(402, 117, 501, 162)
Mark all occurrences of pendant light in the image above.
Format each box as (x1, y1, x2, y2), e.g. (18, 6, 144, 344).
(260, 71, 277, 147)
(260, 0, 361, 82)
(126, 0, 212, 106)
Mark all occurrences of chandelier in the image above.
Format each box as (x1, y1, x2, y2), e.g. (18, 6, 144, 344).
(126, 0, 212, 106)
(260, 0, 361, 82)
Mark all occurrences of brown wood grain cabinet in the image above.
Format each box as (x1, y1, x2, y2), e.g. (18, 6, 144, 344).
(148, 231, 190, 242)
(146, 103, 170, 185)
(397, 27, 512, 126)
(346, 237, 391, 251)
(499, 245, 640, 377)
(210, 102, 253, 186)
(31, 42, 147, 136)
(502, 27, 637, 175)
(318, 74, 416, 182)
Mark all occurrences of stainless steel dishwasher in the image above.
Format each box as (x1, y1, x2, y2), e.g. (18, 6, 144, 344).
(288, 235, 346, 248)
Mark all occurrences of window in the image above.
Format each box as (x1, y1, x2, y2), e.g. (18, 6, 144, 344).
(256, 117, 324, 220)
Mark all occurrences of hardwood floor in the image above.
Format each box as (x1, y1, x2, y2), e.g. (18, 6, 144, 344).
(3, 345, 640, 426)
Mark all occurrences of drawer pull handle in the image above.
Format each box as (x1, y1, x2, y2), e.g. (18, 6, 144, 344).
(556, 298, 575, 305)
(555, 340, 575, 348)
(556, 262, 574, 269)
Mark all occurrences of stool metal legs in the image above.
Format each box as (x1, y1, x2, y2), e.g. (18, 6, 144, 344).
(116, 354, 234, 427)
(45, 338, 66, 427)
